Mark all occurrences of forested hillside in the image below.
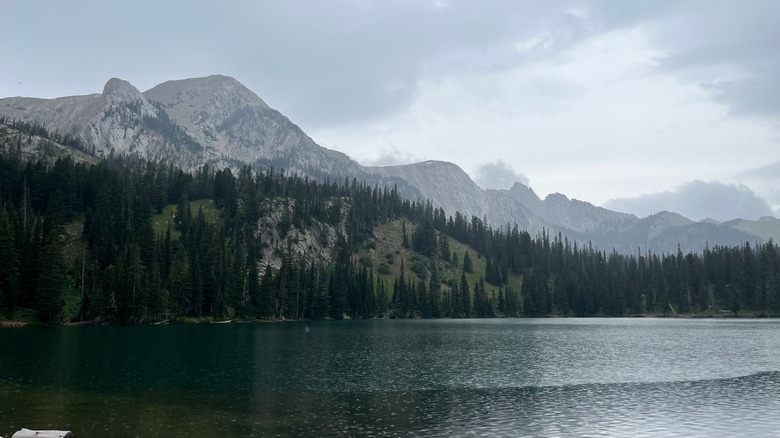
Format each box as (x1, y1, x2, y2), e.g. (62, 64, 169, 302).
(1, 121, 780, 324)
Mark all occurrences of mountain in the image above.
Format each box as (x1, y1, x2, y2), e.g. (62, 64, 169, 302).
(0, 119, 98, 166)
(0, 75, 354, 173)
(367, 160, 754, 253)
(0, 75, 767, 253)
(143, 75, 368, 176)
(724, 217, 780, 244)
(369, 160, 502, 220)
(0, 78, 201, 168)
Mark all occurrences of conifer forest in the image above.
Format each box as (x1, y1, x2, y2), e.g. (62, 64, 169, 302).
(1, 121, 779, 324)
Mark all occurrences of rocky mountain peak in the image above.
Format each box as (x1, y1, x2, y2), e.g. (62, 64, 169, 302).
(369, 160, 485, 218)
(507, 182, 541, 210)
(414, 160, 475, 182)
(144, 74, 269, 112)
(102, 77, 145, 104)
(544, 192, 570, 204)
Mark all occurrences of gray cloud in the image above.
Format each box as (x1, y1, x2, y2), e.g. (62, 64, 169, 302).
(361, 148, 422, 167)
(0, 0, 677, 130)
(604, 180, 774, 222)
(736, 160, 780, 216)
(232, 1, 595, 129)
(473, 160, 530, 190)
(3, 0, 779, 129)
(738, 159, 780, 182)
(651, 1, 780, 118)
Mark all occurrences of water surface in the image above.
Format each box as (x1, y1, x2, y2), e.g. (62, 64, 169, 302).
(2, 318, 779, 436)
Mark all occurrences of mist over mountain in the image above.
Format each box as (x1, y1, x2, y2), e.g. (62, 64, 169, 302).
(473, 160, 529, 190)
(605, 180, 775, 223)
(0, 75, 768, 253)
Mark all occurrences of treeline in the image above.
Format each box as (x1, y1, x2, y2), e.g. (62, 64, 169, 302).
(404, 206, 780, 316)
(0, 146, 414, 322)
(1, 137, 779, 322)
(0, 115, 93, 155)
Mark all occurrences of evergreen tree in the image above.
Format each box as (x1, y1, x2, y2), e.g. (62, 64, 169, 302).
(460, 271, 471, 317)
(439, 234, 450, 261)
(258, 265, 275, 318)
(429, 261, 440, 317)
(0, 208, 19, 309)
(35, 219, 67, 322)
(463, 251, 473, 274)
(169, 242, 191, 316)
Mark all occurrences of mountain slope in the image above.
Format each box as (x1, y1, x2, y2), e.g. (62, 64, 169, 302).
(724, 217, 780, 244)
(0, 78, 208, 168)
(144, 75, 364, 176)
(0, 120, 98, 165)
(368, 160, 752, 253)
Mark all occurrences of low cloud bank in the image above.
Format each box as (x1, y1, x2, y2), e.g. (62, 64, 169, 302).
(604, 180, 774, 222)
(474, 160, 530, 190)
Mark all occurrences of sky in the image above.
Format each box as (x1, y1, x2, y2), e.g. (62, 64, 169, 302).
(2, 0, 779, 221)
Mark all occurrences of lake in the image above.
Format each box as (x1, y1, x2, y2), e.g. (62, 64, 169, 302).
(2, 318, 780, 437)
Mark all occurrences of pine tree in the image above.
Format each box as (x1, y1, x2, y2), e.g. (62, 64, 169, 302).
(429, 261, 440, 317)
(0, 207, 19, 309)
(522, 269, 538, 316)
(463, 251, 473, 274)
(258, 265, 275, 318)
(439, 234, 450, 261)
(767, 273, 780, 316)
(35, 224, 66, 322)
(169, 242, 191, 316)
(460, 271, 470, 317)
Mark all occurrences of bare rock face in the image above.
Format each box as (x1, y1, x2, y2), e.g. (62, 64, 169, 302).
(255, 197, 348, 273)
(0, 75, 362, 175)
(145, 75, 270, 162)
(539, 193, 637, 235)
(144, 75, 362, 176)
(0, 92, 102, 139)
(87, 78, 164, 158)
(370, 160, 486, 218)
(369, 160, 635, 236)
(102, 77, 147, 105)
(0, 77, 198, 168)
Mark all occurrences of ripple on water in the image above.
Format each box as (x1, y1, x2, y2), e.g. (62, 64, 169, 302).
(387, 371, 780, 437)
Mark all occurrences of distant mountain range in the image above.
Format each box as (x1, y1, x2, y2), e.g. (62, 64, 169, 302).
(1, 75, 774, 253)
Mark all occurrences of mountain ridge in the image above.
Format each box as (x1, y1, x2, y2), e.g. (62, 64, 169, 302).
(0, 75, 765, 253)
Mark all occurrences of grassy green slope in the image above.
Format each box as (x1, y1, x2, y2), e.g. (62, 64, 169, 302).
(151, 199, 221, 239)
(357, 219, 523, 310)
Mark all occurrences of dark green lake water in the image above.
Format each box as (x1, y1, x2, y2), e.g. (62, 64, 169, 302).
(2, 318, 780, 437)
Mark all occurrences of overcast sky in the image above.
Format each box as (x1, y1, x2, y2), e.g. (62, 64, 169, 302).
(2, 0, 778, 220)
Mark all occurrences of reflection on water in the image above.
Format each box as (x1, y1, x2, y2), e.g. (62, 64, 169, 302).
(2, 319, 780, 437)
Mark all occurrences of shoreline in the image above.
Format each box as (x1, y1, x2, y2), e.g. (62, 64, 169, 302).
(3, 312, 779, 328)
